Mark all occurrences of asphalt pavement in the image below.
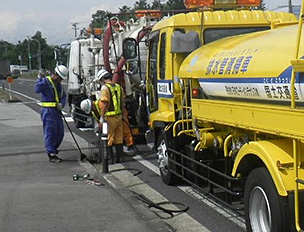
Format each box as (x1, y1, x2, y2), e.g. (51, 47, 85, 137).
(0, 100, 171, 232)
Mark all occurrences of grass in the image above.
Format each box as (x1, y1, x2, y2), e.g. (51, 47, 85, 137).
(20, 73, 38, 80)
(13, 71, 38, 80)
(0, 71, 39, 102)
(0, 83, 20, 102)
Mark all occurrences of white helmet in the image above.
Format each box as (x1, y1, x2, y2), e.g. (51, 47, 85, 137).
(80, 99, 91, 114)
(97, 69, 111, 81)
(55, 65, 68, 80)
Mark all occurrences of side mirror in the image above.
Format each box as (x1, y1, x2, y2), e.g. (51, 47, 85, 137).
(122, 38, 138, 60)
(54, 48, 63, 64)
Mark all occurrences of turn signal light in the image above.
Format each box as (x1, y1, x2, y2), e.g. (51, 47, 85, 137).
(236, 0, 261, 5)
(183, 0, 261, 8)
(86, 28, 103, 35)
(135, 10, 162, 19)
(184, 0, 213, 8)
(192, 88, 200, 98)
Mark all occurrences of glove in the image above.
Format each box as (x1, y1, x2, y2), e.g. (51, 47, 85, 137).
(57, 103, 63, 110)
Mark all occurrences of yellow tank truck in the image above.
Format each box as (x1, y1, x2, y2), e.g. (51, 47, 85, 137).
(123, 0, 303, 231)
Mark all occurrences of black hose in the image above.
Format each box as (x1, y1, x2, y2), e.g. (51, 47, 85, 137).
(110, 168, 142, 176)
(136, 193, 189, 217)
(61, 111, 87, 161)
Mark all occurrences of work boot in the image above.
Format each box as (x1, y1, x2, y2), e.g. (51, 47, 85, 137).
(48, 153, 62, 163)
(115, 144, 124, 163)
(126, 144, 136, 155)
(107, 146, 114, 164)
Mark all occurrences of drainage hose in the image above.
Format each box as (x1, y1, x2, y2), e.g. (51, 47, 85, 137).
(136, 193, 189, 217)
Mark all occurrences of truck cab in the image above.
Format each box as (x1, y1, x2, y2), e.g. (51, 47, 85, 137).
(142, 7, 297, 147)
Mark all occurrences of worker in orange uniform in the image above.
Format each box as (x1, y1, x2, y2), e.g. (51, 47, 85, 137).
(112, 70, 136, 154)
(122, 109, 136, 153)
(96, 69, 124, 163)
(81, 97, 136, 155)
(80, 98, 101, 123)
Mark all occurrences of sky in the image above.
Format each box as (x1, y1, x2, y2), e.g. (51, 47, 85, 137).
(0, 0, 302, 46)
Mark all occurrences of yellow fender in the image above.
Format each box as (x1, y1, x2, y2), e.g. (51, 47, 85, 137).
(232, 139, 296, 197)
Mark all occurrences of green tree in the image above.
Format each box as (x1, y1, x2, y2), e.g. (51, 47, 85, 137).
(30, 31, 48, 70)
(133, 0, 150, 10)
(16, 40, 28, 66)
(258, 0, 266, 10)
(118, 5, 134, 22)
(91, 10, 109, 29)
(164, 0, 186, 10)
(11, 31, 57, 71)
(151, 0, 163, 10)
(0, 40, 18, 64)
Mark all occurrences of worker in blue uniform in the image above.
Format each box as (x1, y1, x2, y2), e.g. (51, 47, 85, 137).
(34, 65, 68, 163)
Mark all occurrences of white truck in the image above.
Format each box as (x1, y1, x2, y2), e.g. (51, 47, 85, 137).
(66, 11, 160, 132)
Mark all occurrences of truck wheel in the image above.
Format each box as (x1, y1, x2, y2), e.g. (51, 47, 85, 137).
(157, 130, 178, 185)
(244, 167, 290, 232)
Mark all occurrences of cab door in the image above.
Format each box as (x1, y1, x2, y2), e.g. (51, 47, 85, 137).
(146, 31, 159, 114)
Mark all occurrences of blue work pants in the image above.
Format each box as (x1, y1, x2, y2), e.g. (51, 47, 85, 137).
(41, 108, 64, 154)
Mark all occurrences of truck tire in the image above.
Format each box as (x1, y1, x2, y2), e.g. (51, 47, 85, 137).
(157, 130, 178, 185)
(244, 167, 290, 232)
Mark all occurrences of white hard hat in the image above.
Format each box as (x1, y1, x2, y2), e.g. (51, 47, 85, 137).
(55, 65, 68, 80)
(80, 99, 91, 114)
(97, 69, 111, 81)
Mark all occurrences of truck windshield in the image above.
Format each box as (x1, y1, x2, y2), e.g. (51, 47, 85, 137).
(203, 27, 269, 44)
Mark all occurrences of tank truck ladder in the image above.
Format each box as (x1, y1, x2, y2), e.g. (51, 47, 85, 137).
(176, 79, 194, 135)
(290, 1, 304, 230)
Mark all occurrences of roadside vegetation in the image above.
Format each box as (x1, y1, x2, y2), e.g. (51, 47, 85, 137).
(0, 0, 266, 73)
(0, 85, 19, 102)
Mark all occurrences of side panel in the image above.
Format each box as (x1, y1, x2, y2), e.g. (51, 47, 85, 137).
(191, 99, 304, 140)
(68, 40, 82, 93)
(68, 39, 102, 95)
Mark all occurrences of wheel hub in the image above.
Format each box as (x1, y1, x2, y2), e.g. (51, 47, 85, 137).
(157, 139, 168, 175)
(249, 186, 271, 232)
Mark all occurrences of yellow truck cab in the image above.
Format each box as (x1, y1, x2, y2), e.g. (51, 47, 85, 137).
(123, 0, 304, 231)
(147, 8, 296, 126)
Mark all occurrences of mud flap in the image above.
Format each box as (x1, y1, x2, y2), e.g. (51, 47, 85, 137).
(145, 129, 155, 150)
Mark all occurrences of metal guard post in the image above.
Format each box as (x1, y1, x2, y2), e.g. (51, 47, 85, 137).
(101, 121, 109, 173)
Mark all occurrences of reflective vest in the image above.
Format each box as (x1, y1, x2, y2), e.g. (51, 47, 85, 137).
(41, 76, 63, 108)
(105, 83, 122, 116)
(92, 100, 101, 121)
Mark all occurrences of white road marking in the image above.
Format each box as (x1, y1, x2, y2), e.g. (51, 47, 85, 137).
(79, 128, 95, 131)
(2, 87, 70, 117)
(63, 116, 74, 122)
